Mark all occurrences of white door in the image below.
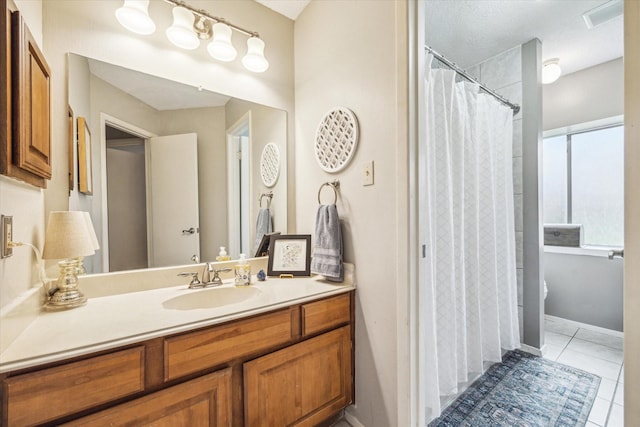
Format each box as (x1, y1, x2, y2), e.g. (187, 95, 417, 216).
(148, 133, 200, 267)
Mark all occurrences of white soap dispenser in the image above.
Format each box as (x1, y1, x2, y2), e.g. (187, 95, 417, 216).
(234, 253, 251, 286)
(216, 246, 231, 262)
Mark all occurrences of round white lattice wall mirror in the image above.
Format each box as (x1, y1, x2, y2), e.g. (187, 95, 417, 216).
(314, 107, 359, 173)
(260, 143, 280, 187)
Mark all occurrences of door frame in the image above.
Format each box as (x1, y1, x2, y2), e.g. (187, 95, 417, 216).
(99, 113, 156, 272)
(226, 111, 252, 258)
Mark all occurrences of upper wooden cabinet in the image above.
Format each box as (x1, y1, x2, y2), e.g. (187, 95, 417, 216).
(0, 3, 51, 188)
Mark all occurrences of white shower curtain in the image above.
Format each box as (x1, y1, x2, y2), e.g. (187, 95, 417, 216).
(420, 55, 521, 423)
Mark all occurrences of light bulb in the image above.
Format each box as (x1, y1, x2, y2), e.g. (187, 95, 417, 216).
(115, 0, 155, 35)
(208, 23, 237, 62)
(542, 59, 562, 84)
(166, 6, 199, 50)
(242, 37, 269, 73)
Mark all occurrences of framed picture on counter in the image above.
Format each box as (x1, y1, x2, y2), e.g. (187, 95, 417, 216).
(267, 234, 311, 277)
(255, 231, 280, 258)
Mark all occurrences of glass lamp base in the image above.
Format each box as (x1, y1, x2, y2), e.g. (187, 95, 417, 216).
(43, 258, 88, 311)
(44, 289, 87, 311)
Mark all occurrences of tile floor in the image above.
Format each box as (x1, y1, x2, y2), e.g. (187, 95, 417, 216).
(333, 316, 624, 427)
(543, 316, 624, 427)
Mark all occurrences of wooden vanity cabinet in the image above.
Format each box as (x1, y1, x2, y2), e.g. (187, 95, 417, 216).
(0, 291, 354, 426)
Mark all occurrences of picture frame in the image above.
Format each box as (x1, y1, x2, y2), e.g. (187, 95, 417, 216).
(77, 116, 92, 195)
(67, 106, 74, 193)
(255, 231, 280, 258)
(267, 234, 311, 277)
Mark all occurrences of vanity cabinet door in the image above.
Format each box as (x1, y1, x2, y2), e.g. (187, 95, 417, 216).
(63, 368, 232, 427)
(244, 326, 352, 426)
(1, 9, 51, 188)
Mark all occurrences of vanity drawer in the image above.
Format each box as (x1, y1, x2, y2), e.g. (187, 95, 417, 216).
(2, 346, 145, 426)
(301, 293, 351, 337)
(62, 368, 232, 427)
(164, 307, 298, 382)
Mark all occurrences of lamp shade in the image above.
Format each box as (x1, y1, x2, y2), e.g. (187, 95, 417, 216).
(43, 211, 96, 260)
(207, 23, 237, 62)
(542, 59, 562, 84)
(166, 6, 200, 50)
(242, 37, 269, 73)
(115, 0, 156, 35)
(83, 212, 100, 251)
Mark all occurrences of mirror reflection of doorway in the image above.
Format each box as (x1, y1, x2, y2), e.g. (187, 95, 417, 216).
(227, 113, 251, 259)
(105, 124, 148, 272)
(104, 122, 201, 272)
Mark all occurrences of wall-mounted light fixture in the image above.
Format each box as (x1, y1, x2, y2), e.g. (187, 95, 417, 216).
(115, 0, 269, 73)
(542, 58, 562, 84)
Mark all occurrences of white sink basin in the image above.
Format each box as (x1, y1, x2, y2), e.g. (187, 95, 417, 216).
(163, 286, 261, 310)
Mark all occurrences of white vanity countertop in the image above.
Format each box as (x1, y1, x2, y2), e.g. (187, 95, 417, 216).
(0, 274, 355, 373)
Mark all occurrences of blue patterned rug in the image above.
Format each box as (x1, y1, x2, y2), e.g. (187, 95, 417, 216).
(429, 349, 600, 427)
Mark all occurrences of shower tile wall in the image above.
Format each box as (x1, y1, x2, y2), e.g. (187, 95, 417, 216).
(466, 45, 525, 336)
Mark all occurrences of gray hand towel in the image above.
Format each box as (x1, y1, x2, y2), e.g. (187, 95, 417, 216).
(310, 204, 343, 282)
(254, 208, 273, 253)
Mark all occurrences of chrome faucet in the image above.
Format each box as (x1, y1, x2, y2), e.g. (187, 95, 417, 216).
(178, 264, 232, 289)
(203, 264, 232, 287)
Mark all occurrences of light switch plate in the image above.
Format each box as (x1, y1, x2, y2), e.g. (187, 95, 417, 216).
(362, 161, 374, 186)
(1, 215, 13, 258)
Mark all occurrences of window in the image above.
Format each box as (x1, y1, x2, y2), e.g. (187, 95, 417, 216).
(543, 124, 624, 247)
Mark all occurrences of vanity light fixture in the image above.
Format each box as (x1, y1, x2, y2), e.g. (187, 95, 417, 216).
(42, 211, 98, 310)
(243, 37, 270, 73)
(208, 22, 237, 62)
(115, 0, 156, 35)
(542, 58, 562, 84)
(166, 6, 200, 50)
(115, 0, 269, 72)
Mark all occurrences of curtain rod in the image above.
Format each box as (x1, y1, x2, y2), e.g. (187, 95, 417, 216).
(424, 45, 521, 115)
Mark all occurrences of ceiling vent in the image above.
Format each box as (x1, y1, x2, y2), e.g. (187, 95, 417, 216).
(583, 0, 623, 29)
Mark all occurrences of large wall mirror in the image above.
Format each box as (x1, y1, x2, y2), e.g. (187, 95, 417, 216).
(67, 53, 287, 274)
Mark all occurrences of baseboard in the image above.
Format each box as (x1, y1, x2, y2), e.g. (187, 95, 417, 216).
(545, 314, 623, 338)
(344, 406, 365, 427)
(519, 343, 543, 356)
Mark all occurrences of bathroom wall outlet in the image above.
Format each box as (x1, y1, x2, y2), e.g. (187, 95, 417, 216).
(1, 215, 13, 258)
(362, 161, 374, 186)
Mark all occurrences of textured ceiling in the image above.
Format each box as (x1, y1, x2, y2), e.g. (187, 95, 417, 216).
(254, 0, 311, 20)
(88, 58, 231, 111)
(425, 0, 623, 76)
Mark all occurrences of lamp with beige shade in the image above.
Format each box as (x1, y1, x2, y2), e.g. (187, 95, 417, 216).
(42, 211, 99, 310)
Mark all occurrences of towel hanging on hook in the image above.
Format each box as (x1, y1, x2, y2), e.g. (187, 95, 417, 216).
(317, 180, 340, 205)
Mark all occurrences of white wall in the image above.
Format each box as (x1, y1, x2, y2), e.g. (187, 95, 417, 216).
(295, 2, 408, 425)
(0, 0, 44, 310)
(543, 58, 623, 131)
(624, 1, 640, 422)
(545, 252, 623, 330)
